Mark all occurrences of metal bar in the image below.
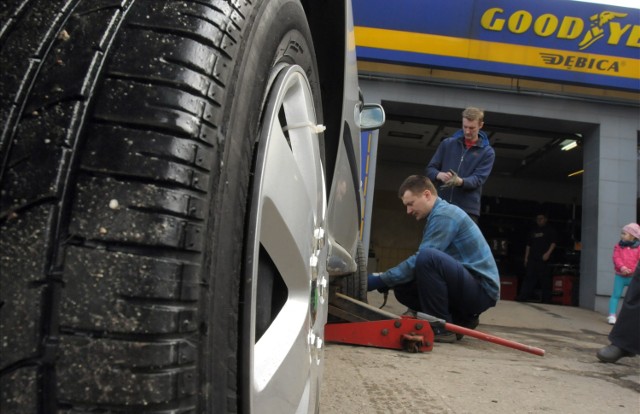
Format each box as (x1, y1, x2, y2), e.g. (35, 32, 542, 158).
(328, 304, 370, 322)
(416, 312, 545, 357)
(329, 291, 399, 322)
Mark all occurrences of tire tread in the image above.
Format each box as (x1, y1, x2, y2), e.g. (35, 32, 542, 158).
(1, 0, 246, 411)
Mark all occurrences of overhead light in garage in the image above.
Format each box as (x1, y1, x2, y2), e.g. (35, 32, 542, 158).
(561, 139, 578, 151)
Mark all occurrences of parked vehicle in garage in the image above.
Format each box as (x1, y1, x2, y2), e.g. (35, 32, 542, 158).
(0, 0, 384, 412)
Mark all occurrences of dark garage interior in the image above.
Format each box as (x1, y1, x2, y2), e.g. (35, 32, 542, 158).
(369, 102, 592, 303)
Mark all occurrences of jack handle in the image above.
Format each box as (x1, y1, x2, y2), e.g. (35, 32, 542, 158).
(416, 312, 545, 357)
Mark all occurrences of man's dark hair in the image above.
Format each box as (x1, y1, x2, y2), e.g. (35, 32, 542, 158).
(398, 175, 437, 198)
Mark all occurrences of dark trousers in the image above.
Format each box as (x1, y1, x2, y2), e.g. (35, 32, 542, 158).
(393, 248, 495, 325)
(609, 268, 640, 355)
(518, 260, 552, 303)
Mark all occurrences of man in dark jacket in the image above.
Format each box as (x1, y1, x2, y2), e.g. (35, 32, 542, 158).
(426, 107, 495, 223)
(517, 213, 557, 303)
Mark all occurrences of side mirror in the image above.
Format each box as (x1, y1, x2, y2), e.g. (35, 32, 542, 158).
(359, 104, 385, 131)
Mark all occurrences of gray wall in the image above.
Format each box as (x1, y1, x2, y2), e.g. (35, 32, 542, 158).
(584, 122, 639, 312)
(360, 77, 639, 314)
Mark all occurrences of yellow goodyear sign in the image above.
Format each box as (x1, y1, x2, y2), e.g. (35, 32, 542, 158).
(353, 0, 640, 91)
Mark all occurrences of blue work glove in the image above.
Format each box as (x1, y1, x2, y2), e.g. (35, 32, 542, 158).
(367, 273, 389, 292)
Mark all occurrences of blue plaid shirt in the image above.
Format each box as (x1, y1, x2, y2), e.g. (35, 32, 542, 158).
(379, 197, 500, 300)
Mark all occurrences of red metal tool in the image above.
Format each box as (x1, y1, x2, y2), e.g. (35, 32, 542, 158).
(324, 318, 434, 353)
(415, 312, 546, 357)
(326, 291, 545, 356)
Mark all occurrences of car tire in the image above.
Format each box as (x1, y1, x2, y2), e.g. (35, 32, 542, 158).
(336, 241, 368, 302)
(0, 0, 327, 412)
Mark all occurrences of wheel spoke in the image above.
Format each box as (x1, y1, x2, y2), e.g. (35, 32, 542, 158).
(260, 123, 315, 277)
(247, 66, 327, 412)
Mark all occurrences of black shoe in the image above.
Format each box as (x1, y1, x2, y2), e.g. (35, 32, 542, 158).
(596, 344, 634, 363)
(456, 317, 480, 341)
(433, 330, 456, 344)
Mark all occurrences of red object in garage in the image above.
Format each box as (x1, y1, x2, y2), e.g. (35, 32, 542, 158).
(552, 275, 578, 306)
(500, 275, 518, 301)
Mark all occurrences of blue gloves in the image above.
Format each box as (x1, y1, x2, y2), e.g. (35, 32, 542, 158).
(367, 273, 389, 292)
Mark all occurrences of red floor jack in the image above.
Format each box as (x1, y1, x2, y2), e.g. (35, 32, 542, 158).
(326, 292, 545, 356)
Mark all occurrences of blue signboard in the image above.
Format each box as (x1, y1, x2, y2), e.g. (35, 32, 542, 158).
(353, 0, 640, 91)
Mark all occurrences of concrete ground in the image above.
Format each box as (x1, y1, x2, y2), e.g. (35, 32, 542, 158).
(319, 291, 639, 414)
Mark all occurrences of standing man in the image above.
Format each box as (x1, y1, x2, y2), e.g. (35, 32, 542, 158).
(367, 175, 500, 343)
(426, 107, 495, 223)
(517, 213, 557, 303)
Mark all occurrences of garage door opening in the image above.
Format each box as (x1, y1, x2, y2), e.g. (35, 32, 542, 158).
(367, 102, 593, 302)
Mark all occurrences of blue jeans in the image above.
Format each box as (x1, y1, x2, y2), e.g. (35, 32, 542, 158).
(609, 273, 632, 315)
(393, 248, 496, 325)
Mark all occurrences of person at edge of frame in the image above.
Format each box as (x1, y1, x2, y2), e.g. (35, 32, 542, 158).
(597, 260, 640, 363)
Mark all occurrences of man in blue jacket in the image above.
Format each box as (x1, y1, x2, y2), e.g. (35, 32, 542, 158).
(426, 107, 495, 223)
(367, 175, 500, 343)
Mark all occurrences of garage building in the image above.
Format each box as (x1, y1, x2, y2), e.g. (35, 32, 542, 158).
(354, 0, 640, 314)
